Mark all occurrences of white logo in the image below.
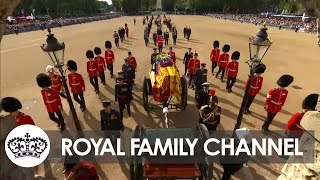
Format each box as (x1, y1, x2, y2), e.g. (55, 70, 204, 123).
(5, 125, 50, 168)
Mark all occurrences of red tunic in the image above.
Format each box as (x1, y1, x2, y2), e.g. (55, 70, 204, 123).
(94, 56, 106, 73)
(264, 88, 288, 114)
(168, 51, 176, 64)
(125, 27, 129, 34)
(226, 61, 239, 78)
(41, 88, 62, 113)
(68, 73, 85, 94)
(105, 49, 115, 64)
(14, 112, 35, 126)
(157, 35, 164, 46)
(127, 56, 137, 70)
(285, 112, 305, 138)
(49, 73, 63, 93)
(217, 53, 229, 68)
(86, 60, 98, 78)
(246, 75, 263, 96)
(210, 48, 220, 62)
(65, 160, 99, 180)
(187, 58, 200, 75)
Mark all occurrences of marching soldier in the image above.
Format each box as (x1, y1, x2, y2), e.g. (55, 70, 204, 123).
(151, 48, 159, 65)
(144, 32, 149, 47)
(157, 34, 164, 53)
(118, 27, 123, 42)
(195, 63, 208, 93)
(1, 97, 36, 126)
(125, 23, 129, 38)
(67, 60, 86, 112)
(168, 47, 176, 64)
(122, 58, 135, 92)
(186, 26, 191, 41)
(105, 41, 115, 78)
(183, 26, 187, 39)
(199, 93, 221, 131)
(115, 76, 132, 117)
(187, 52, 201, 89)
(143, 17, 146, 25)
(116, 70, 127, 83)
(216, 44, 231, 82)
(226, 51, 240, 92)
(134, 18, 136, 25)
(36, 73, 65, 130)
(196, 82, 210, 109)
(262, 75, 294, 133)
(153, 31, 157, 46)
(113, 31, 120, 48)
(94, 47, 106, 85)
(210, 40, 220, 75)
(244, 64, 266, 114)
(126, 51, 137, 81)
(183, 47, 194, 76)
(86, 50, 99, 93)
(46, 65, 67, 99)
(164, 30, 169, 46)
(172, 29, 177, 46)
(63, 155, 99, 180)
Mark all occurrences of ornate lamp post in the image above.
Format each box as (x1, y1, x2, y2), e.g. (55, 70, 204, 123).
(233, 25, 272, 132)
(40, 29, 81, 130)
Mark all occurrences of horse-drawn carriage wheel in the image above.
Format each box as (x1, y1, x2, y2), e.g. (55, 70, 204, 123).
(180, 76, 188, 110)
(197, 124, 213, 180)
(130, 126, 144, 180)
(143, 76, 149, 111)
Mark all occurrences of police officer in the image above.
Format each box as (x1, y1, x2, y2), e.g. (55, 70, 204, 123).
(115, 76, 131, 117)
(164, 30, 169, 46)
(195, 63, 208, 93)
(113, 31, 120, 48)
(199, 94, 221, 131)
(183, 48, 193, 76)
(196, 82, 210, 109)
(151, 48, 159, 65)
(63, 155, 99, 180)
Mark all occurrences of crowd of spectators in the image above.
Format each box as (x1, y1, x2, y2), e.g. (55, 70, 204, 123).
(207, 13, 317, 32)
(5, 13, 122, 35)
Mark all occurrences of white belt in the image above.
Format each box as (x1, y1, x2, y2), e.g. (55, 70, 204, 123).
(271, 100, 282, 105)
(51, 84, 60, 87)
(250, 86, 259, 89)
(47, 99, 57, 103)
(220, 60, 227, 62)
(71, 83, 80, 86)
(229, 69, 236, 71)
(89, 69, 96, 71)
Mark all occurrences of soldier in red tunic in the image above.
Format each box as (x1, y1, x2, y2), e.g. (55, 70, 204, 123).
(215, 44, 230, 82)
(285, 94, 318, 138)
(37, 73, 65, 130)
(63, 155, 99, 180)
(46, 65, 67, 99)
(187, 52, 201, 89)
(244, 64, 266, 114)
(105, 41, 115, 78)
(125, 23, 129, 38)
(210, 40, 220, 75)
(225, 51, 240, 92)
(157, 34, 164, 53)
(86, 50, 99, 93)
(168, 46, 176, 64)
(67, 60, 86, 112)
(262, 75, 294, 133)
(1, 97, 36, 126)
(127, 51, 137, 82)
(94, 47, 106, 85)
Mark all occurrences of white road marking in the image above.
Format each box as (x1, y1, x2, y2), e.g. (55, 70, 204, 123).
(1, 43, 41, 53)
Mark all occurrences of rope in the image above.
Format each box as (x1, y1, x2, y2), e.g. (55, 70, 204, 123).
(199, 106, 218, 123)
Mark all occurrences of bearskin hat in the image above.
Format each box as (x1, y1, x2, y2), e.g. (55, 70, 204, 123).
(277, 74, 294, 87)
(231, 51, 240, 60)
(222, 44, 230, 53)
(94, 47, 101, 55)
(67, 60, 77, 71)
(213, 40, 220, 48)
(254, 64, 266, 74)
(36, 73, 51, 88)
(64, 155, 80, 172)
(302, 94, 319, 110)
(125, 23, 127, 27)
(1, 97, 22, 112)
(86, 50, 94, 59)
(105, 41, 112, 49)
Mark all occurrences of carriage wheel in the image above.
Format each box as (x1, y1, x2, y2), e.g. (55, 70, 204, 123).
(130, 126, 144, 180)
(180, 76, 188, 110)
(143, 76, 149, 111)
(198, 124, 213, 180)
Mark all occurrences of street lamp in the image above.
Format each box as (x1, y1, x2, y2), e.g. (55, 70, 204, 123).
(40, 29, 81, 130)
(233, 25, 272, 132)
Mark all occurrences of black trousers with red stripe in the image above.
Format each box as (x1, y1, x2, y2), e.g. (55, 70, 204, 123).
(262, 113, 277, 130)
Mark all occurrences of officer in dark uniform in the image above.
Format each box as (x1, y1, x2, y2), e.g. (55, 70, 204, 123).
(144, 31, 149, 47)
(195, 63, 208, 93)
(116, 70, 127, 84)
(153, 31, 157, 46)
(115, 76, 131, 117)
(113, 31, 120, 48)
(122, 59, 134, 94)
(164, 30, 169, 46)
(196, 82, 210, 109)
(100, 100, 124, 144)
(150, 48, 159, 65)
(172, 29, 177, 45)
(199, 95, 221, 131)
(183, 48, 194, 76)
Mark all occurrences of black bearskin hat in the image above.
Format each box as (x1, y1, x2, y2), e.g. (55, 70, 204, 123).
(67, 60, 77, 71)
(94, 47, 101, 55)
(213, 40, 220, 48)
(222, 44, 230, 53)
(125, 23, 127, 27)
(105, 41, 112, 49)
(63, 155, 80, 172)
(1, 97, 22, 112)
(254, 64, 266, 74)
(231, 51, 240, 60)
(302, 94, 319, 110)
(277, 74, 294, 87)
(36, 73, 51, 88)
(86, 50, 94, 59)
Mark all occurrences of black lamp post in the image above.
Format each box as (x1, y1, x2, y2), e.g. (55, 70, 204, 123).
(233, 25, 272, 132)
(40, 29, 81, 130)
